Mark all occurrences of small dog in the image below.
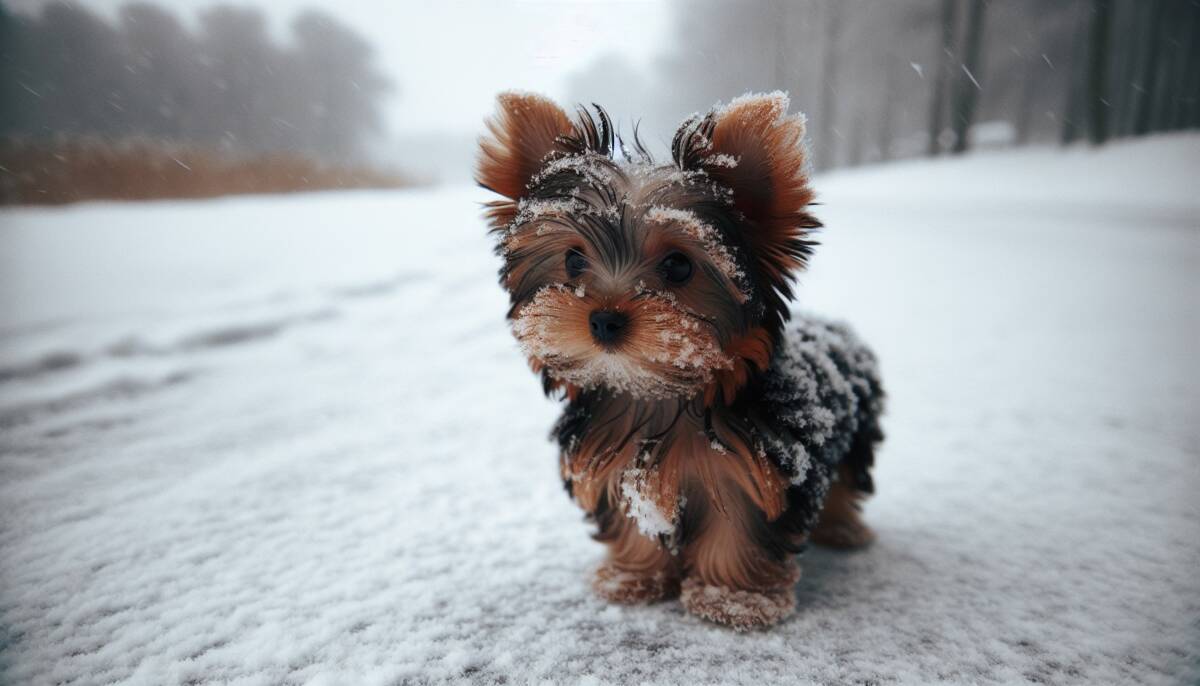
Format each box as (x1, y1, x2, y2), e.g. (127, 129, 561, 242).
(476, 91, 884, 630)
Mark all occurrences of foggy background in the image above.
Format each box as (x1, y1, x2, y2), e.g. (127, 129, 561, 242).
(1, 0, 1197, 199)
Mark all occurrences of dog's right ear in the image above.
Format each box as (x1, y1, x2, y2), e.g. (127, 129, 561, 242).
(477, 91, 575, 202)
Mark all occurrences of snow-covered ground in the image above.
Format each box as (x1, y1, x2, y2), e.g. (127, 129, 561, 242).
(1, 136, 1198, 685)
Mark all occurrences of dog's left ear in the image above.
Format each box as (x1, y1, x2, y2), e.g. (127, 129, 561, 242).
(477, 91, 576, 202)
(673, 92, 819, 286)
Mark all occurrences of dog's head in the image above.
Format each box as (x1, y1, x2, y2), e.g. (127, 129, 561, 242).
(476, 92, 818, 402)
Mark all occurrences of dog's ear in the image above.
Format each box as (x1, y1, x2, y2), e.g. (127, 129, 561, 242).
(477, 91, 575, 201)
(672, 92, 819, 288)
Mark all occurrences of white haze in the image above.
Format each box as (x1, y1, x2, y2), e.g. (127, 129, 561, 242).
(5, 0, 673, 136)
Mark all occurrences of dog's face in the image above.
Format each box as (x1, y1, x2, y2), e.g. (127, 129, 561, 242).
(477, 92, 818, 401)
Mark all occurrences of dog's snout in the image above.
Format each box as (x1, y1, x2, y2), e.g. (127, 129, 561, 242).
(589, 310, 628, 345)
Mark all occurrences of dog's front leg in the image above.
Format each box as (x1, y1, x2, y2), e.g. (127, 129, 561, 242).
(679, 490, 800, 630)
(590, 501, 682, 604)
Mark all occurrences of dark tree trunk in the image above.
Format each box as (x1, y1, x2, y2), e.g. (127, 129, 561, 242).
(877, 56, 898, 161)
(1150, 1, 1182, 132)
(1061, 2, 1088, 145)
(1014, 55, 1037, 146)
(1111, 0, 1145, 138)
(1171, 2, 1200, 130)
(1133, 0, 1168, 135)
(927, 0, 957, 156)
(1085, 0, 1113, 144)
(1187, 3, 1200, 129)
(951, 0, 986, 154)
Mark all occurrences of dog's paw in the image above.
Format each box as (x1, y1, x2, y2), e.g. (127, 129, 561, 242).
(810, 518, 876, 549)
(679, 577, 796, 630)
(592, 561, 680, 605)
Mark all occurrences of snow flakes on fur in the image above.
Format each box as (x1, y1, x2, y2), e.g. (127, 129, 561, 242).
(680, 565, 801, 631)
(754, 314, 885, 531)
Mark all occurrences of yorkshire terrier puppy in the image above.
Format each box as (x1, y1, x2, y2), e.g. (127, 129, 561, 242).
(476, 91, 884, 630)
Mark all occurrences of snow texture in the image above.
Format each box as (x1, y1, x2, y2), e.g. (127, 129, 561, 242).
(1, 136, 1199, 685)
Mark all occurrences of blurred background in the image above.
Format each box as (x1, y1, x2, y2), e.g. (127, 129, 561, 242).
(1, 0, 1197, 202)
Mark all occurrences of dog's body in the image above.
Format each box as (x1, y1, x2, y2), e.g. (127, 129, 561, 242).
(477, 92, 885, 629)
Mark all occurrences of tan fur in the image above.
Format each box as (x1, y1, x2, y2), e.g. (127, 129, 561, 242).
(682, 494, 796, 592)
(705, 326, 774, 406)
(593, 561, 680, 604)
(512, 285, 734, 401)
(680, 574, 798, 631)
(578, 404, 800, 628)
(564, 399, 791, 523)
(476, 92, 575, 221)
(702, 94, 818, 287)
(592, 515, 681, 604)
(686, 413, 789, 521)
(586, 414, 873, 627)
(810, 465, 876, 549)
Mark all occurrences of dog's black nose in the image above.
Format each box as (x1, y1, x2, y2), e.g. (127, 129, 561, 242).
(589, 310, 628, 344)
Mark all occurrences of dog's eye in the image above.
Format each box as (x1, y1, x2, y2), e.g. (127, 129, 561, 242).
(659, 252, 692, 284)
(565, 248, 587, 279)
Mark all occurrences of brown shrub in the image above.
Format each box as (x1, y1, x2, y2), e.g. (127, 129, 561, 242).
(0, 136, 415, 205)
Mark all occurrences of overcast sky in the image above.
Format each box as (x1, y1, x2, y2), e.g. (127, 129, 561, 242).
(7, 0, 673, 136)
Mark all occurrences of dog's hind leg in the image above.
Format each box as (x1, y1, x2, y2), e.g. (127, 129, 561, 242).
(810, 439, 877, 549)
(809, 475, 875, 548)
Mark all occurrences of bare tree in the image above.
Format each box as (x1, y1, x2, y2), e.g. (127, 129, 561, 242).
(1148, 1, 1182, 132)
(1085, 0, 1113, 144)
(28, 4, 126, 136)
(120, 4, 196, 139)
(1108, 1, 1142, 137)
(1166, 2, 1200, 130)
(877, 56, 899, 161)
(1013, 54, 1037, 145)
(0, 3, 390, 162)
(0, 6, 35, 134)
(583, 0, 1196, 171)
(951, 0, 986, 154)
(1060, 1, 1088, 144)
(927, 0, 957, 156)
(289, 10, 390, 160)
(1185, 3, 1200, 129)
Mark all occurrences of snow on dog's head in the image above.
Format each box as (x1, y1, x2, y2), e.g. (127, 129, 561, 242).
(477, 91, 820, 402)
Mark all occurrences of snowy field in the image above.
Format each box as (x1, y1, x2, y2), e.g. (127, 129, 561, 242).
(1, 137, 1198, 685)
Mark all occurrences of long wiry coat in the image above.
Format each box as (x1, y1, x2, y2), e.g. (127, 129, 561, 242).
(477, 91, 885, 621)
(553, 314, 883, 562)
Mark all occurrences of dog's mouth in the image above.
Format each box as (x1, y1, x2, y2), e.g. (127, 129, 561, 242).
(512, 285, 733, 398)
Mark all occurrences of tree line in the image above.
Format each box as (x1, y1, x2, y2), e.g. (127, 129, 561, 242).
(0, 2, 390, 162)
(569, 0, 1200, 171)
